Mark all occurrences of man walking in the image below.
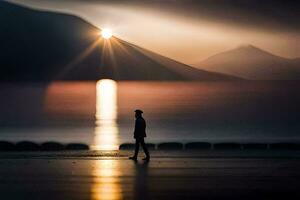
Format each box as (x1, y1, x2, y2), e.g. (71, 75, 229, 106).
(129, 109, 150, 161)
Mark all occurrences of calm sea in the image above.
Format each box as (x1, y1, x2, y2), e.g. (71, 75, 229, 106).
(0, 81, 299, 150)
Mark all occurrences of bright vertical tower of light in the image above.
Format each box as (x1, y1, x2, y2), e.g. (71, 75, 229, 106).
(91, 80, 122, 200)
(93, 79, 119, 150)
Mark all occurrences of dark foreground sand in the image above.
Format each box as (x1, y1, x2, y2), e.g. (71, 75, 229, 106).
(0, 150, 300, 200)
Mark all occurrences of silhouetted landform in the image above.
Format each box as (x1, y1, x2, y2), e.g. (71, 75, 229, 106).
(157, 142, 184, 150)
(119, 142, 300, 151)
(2, 141, 300, 152)
(185, 142, 212, 150)
(0, 1, 240, 82)
(119, 143, 136, 150)
(16, 141, 40, 151)
(0, 141, 15, 151)
(195, 45, 300, 80)
(0, 141, 90, 151)
(213, 143, 241, 150)
(41, 142, 65, 151)
(66, 143, 89, 150)
(146, 143, 156, 150)
(242, 143, 269, 150)
(270, 143, 300, 150)
(119, 143, 154, 150)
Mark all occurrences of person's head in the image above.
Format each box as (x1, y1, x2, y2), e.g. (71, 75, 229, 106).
(135, 109, 143, 118)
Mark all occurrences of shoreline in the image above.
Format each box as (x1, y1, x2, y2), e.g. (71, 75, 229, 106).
(1, 150, 300, 159)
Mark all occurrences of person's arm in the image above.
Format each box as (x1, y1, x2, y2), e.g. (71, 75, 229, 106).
(134, 119, 138, 133)
(143, 119, 146, 130)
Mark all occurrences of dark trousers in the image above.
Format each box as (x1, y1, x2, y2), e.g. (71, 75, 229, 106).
(134, 138, 150, 158)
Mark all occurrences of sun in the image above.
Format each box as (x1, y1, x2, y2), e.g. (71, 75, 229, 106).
(101, 28, 113, 39)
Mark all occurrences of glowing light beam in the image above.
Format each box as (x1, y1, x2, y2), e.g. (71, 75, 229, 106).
(93, 79, 119, 150)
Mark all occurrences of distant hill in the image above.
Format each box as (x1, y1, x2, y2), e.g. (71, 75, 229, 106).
(194, 45, 300, 80)
(0, 1, 240, 82)
(292, 58, 300, 65)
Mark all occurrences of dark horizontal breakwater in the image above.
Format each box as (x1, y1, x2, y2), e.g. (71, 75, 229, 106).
(1, 141, 300, 152)
(120, 142, 300, 151)
(0, 141, 89, 151)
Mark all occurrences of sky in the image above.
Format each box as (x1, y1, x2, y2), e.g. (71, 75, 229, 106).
(8, 0, 300, 64)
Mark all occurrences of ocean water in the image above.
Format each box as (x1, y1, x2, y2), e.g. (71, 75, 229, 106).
(0, 81, 299, 150)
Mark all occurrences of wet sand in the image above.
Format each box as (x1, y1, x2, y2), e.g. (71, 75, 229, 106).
(0, 150, 300, 200)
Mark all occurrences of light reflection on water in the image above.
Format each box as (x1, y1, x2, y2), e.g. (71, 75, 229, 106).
(91, 80, 122, 199)
(93, 79, 119, 150)
(91, 160, 122, 200)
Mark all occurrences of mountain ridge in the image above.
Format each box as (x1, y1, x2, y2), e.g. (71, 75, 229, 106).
(0, 1, 240, 82)
(194, 45, 300, 80)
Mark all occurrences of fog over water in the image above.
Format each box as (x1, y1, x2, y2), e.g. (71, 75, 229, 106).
(0, 81, 299, 149)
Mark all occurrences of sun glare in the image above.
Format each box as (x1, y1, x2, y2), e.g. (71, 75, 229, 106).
(101, 28, 113, 39)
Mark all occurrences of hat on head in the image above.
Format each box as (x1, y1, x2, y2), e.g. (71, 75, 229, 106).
(135, 109, 143, 114)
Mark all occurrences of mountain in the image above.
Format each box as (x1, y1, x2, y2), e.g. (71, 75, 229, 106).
(194, 45, 300, 80)
(292, 58, 300, 65)
(0, 1, 240, 82)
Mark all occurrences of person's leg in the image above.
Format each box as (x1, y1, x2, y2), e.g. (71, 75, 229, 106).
(140, 138, 150, 160)
(134, 139, 140, 158)
(129, 139, 139, 160)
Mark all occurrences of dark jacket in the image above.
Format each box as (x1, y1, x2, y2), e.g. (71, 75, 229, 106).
(134, 116, 146, 139)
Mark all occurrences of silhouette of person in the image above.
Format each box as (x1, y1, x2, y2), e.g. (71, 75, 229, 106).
(129, 109, 150, 161)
